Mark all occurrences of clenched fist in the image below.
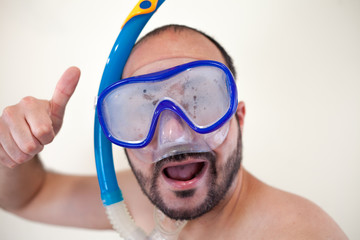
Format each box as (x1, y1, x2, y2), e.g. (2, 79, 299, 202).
(0, 67, 80, 168)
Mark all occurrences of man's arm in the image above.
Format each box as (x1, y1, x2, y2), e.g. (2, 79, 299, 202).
(0, 67, 80, 207)
(0, 67, 111, 229)
(0, 155, 45, 210)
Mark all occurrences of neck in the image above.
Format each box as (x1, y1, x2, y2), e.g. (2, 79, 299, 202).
(180, 167, 247, 237)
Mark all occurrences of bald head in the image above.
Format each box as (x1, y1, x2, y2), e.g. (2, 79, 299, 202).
(123, 25, 236, 79)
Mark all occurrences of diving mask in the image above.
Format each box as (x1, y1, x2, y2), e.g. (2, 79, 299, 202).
(97, 60, 238, 162)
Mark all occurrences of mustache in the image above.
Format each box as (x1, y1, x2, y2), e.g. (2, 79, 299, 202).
(154, 152, 216, 172)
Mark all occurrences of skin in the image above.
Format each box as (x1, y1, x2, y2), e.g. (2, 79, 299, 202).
(123, 49, 243, 220)
(0, 29, 348, 239)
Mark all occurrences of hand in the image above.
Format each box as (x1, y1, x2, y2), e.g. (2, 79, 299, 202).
(0, 67, 80, 168)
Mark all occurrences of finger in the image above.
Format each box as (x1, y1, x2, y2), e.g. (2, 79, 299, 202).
(50, 67, 81, 133)
(0, 123, 32, 165)
(0, 144, 17, 168)
(18, 97, 55, 145)
(4, 106, 45, 155)
(26, 111, 55, 146)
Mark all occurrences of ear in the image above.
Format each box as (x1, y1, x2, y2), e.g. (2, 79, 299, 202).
(236, 101, 246, 133)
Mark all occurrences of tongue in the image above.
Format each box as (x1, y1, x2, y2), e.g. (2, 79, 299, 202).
(164, 162, 203, 181)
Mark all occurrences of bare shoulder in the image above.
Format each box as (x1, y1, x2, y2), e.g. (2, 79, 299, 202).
(265, 186, 348, 239)
(241, 170, 348, 239)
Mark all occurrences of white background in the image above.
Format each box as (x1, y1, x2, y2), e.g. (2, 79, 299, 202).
(0, 0, 359, 239)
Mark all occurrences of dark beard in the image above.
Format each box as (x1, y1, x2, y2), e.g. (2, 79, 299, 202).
(125, 123, 243, 220)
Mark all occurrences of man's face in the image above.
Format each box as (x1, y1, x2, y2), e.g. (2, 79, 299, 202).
(122, 30, 244, 220)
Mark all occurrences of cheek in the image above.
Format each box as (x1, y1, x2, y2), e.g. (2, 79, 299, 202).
(214, 118, 239, 163)
(127, 149, 151, 169)
(127, 149, 154, 184)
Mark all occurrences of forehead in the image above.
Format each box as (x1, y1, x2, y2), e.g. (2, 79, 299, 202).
(123, 29, 226, 78)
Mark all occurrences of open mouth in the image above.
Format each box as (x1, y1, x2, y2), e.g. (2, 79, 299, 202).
(159, 152, 214, 190)
(163, 161, 206, 181)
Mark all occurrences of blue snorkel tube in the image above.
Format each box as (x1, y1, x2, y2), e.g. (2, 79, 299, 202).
(95, 0, 186, 239)
(95, 0, 166, 208)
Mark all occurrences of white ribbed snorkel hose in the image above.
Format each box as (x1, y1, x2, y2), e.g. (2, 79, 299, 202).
(95, 0, 187, 239)
(106, 202, 147, 239)
(106, 202, 187, 240)
(149, 208, 187, 240)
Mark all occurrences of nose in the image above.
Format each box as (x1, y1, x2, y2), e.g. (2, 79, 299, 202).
(157, 110, 195, 146)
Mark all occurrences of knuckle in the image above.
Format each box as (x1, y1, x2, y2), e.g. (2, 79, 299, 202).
(8, 162, 18, 169)
(0, 157, 17, 169)
(13, 152, 29, 164)
(33, 124, 55, 141)
(2, 106, 16, 121)
(0, 145, 16, 168)
(20, 96, 37, 107)
(22, 141, 39, 155)
(1, 157, 17, 168)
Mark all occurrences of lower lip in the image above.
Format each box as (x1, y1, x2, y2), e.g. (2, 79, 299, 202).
(161, 162, 208, 190)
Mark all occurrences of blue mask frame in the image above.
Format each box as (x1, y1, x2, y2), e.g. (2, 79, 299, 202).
(94, 0, 166, 206)
(96, 60, 238, 149)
